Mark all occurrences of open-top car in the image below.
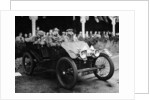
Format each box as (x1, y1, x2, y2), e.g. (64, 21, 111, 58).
(22, 40, 114, 89)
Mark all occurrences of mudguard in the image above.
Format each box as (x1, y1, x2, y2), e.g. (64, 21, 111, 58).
(102, 49, 112, 57)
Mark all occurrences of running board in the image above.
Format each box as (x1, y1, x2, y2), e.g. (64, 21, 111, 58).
(78, 67, 98, 73)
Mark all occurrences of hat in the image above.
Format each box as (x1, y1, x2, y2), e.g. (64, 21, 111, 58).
(66, 29, 73, 32)
(37, 30, 45, 36)
(53, 28, 59, 31)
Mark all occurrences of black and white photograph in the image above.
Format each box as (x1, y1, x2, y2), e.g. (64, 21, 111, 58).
(1, 0, 149, 99)
(15, 16, 119, 93)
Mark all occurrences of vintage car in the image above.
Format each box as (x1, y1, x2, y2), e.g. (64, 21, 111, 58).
(22, 40, 114, 89)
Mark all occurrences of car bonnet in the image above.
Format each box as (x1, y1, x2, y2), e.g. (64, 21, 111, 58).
(61, 41, 89, 59)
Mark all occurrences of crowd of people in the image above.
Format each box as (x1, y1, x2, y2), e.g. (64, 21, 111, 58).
(15, 27, 117, 46)
(15, 27, 119, 58)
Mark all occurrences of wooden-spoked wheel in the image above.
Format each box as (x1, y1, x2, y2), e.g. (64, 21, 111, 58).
(56, 57, 78, 89)
(93, 53, 114, 81)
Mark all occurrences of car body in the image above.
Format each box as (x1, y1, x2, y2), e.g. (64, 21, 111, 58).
(22, 40, 114, 89)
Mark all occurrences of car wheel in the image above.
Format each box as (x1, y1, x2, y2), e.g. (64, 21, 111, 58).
(93, 53, 114, 81)
(22, 52, 35, 75)
(56, 57, 78, 89)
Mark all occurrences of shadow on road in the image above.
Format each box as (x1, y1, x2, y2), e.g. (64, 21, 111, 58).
(15, 70, 119, 93)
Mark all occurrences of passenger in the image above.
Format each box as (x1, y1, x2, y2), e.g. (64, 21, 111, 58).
(51, 28, 61, 46)
(45, 35, 53, 47)
(31, 30, 44, 44)
(36, 30, 45, 45)
(62, 31, 69, 42)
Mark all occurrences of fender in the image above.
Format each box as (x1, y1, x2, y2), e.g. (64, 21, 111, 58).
(102, 49, 112, 57)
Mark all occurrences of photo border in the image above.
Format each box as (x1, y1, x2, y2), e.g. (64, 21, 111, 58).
(10, 0, 149, 94)
(0, 10, 135, 100)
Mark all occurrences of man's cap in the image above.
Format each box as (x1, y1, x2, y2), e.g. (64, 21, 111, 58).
(66, 29, 73, 32)
(53, 28, 59, 31)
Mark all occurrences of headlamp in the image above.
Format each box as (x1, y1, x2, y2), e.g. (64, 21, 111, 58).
(94, 49, 101, 57)
(79, 50, 87, 59)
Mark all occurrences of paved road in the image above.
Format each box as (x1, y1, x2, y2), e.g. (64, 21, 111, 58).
(15, 55, 119, 93)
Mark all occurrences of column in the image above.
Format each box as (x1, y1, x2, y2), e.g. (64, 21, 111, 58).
(80, 16, 86, 38)
(109, 16, 116, 37)
(112, 19, 116, 36)
(29, 16, 38, 36)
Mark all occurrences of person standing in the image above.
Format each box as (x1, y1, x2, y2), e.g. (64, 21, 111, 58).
(15, 33, 24, 42)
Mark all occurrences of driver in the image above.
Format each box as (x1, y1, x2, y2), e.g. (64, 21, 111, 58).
(51, 28, 62, 46)
(66, 29, 74, 42)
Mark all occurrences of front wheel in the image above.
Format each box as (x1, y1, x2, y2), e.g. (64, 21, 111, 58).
(56, 57, 78, 89)
(93, 53, 114, 81)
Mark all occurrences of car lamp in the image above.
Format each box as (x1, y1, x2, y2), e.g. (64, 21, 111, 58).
(79, 50, 87, 59)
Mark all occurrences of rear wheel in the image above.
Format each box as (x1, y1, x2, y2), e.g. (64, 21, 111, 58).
(93, 53, 114, 81)
(22, 52, 35, 75)
(56, 57, 78, 89)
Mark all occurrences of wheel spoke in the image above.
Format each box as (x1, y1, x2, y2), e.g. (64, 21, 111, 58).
(57, 57, 77, 89)
(95, 57, 110, 77)
(58, 61, 74, 85)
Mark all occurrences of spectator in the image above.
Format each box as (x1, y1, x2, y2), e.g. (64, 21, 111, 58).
(24, 33, 28, 42)
(85, 31, 89, 38)
(24, 33, 28, 38)
(36, 27, 40, 32)
(89, 31, 93, 37)
(29, 33, 32, 38)
(105, 31, 109, 39)
(94, 31, 97, 36)
(16, 33, 24, 42)
(97, 31, 101, 38)
(77, 31, 83, 40)
(108, 31, 112, 38)
(73, 34, 78, 42)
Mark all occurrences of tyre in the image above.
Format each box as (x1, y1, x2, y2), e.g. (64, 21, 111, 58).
(93, 53, 114, 81)
(22, 52, 35, 75)
(56, 57, 78, 89)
